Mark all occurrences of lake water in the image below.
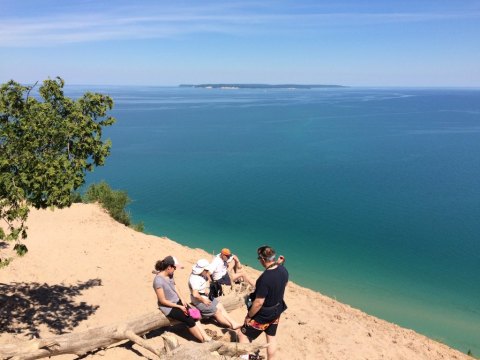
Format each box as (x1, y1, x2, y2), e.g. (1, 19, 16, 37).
(72, 86, 480, 354)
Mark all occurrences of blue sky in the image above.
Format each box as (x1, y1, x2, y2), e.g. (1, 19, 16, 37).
(1, 0, 479, 86)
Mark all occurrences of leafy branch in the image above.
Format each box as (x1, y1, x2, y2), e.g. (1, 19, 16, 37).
(0, 77, 115, 257)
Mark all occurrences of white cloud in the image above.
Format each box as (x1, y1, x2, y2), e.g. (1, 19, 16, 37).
(1, 4, 479, 47)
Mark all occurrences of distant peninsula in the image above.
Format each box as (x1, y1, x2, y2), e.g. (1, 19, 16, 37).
(179, 84, 347, 89)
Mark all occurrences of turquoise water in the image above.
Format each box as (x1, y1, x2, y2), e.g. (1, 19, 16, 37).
(74, 86, 480, 354)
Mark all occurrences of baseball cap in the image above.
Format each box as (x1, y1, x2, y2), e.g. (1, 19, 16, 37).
(163, 255, 183, 269)
(192, 259, 210, 275)
(221, 248, 232, 257)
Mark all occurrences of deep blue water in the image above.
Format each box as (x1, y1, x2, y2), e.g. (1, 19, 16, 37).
(71, 86, 480, 354)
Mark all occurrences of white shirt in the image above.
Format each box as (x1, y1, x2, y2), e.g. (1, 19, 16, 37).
(189, 273, 209, 305)
(208, 253, 233, 281)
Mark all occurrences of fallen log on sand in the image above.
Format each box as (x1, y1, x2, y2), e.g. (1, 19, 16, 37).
(0, 291, 251, 360)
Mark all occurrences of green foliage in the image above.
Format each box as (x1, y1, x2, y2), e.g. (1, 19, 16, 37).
(84, 181, 130, 225)
(130, 221, 145, 233)
(13, 243, 28, 256)
(0, 257, 13, 269)
(70, 191, 83, 203)
(83, 181, 143, 232)
(0, 78, 115, 256)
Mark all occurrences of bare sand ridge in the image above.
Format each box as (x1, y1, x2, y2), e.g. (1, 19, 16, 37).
(0, 204, 471, 359)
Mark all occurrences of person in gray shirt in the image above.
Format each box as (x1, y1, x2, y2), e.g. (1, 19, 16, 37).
(153, 255, 210, 342)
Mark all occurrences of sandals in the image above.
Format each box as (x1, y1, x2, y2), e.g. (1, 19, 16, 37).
(249, 351, 264, 360)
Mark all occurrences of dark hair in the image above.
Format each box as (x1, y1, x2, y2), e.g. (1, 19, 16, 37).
(257, 245, 276, 261)
(155, 260, 167, 272)
(155, 255, 176, 272)
(155, 258, 175, 271)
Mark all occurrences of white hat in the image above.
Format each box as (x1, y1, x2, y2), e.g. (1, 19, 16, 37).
(172, 256, 184, 269)
(192, 259, 210, 275)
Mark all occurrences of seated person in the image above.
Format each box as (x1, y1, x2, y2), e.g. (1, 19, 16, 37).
(189, 259, 242, 329)
(153, 256, 210, 342)
(208, 248, 255, 287)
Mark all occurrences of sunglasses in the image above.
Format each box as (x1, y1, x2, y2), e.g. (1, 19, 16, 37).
(257, 245, 268, 254)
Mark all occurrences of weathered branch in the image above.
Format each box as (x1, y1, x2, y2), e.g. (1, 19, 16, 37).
(123, 330, 162, 358)
(25, 81, 39, 106)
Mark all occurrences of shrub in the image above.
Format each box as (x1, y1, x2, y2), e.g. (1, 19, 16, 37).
(70, 191, 83, 203)
(130, 221, 145, 233)
(83, 181, 143, 231)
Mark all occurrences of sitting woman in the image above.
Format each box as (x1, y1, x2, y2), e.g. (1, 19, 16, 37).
(153, 256, 210, 342)
(189, 259, 242, 330)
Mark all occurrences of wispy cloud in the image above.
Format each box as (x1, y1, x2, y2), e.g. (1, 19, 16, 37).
(1, 3, 479, 47)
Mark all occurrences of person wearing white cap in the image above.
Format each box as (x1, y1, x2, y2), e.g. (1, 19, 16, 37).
(189, 259, 242, 330)
(152, 255, 210, 342)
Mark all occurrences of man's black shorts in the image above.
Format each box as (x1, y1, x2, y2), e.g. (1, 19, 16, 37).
(240, 317, 280, 340)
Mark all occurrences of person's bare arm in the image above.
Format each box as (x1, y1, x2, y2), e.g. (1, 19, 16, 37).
(245, 297, 265, 322)
(191, 289, 211, 305)
(231, 254, 248, 274)
(175, 286, 190, 310)
(206, 271, 212, 282)
(155, 287, 187, 314)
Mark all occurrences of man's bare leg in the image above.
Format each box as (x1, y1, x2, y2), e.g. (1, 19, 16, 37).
(266, 334, 278, 360)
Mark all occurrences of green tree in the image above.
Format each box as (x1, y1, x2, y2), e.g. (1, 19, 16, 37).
(0, 77, 115, 257)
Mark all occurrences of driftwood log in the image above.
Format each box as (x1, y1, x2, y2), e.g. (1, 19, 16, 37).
(0, 292, 249, 360)
(163, 338, 267, 360)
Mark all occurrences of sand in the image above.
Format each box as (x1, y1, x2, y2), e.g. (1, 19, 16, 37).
(0, 204, 471, 359)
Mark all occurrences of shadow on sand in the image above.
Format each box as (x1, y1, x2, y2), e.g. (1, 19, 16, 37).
(0, 279, 101, 338)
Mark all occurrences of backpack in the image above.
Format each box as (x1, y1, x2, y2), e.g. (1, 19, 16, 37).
(209, 281, 223, 300)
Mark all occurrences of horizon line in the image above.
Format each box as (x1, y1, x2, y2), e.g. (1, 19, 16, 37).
(55, 84, 480, 89)
(5, 80, 480, 89)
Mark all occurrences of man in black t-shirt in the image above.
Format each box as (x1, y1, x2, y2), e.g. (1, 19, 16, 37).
(238, 245, 288, 360)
